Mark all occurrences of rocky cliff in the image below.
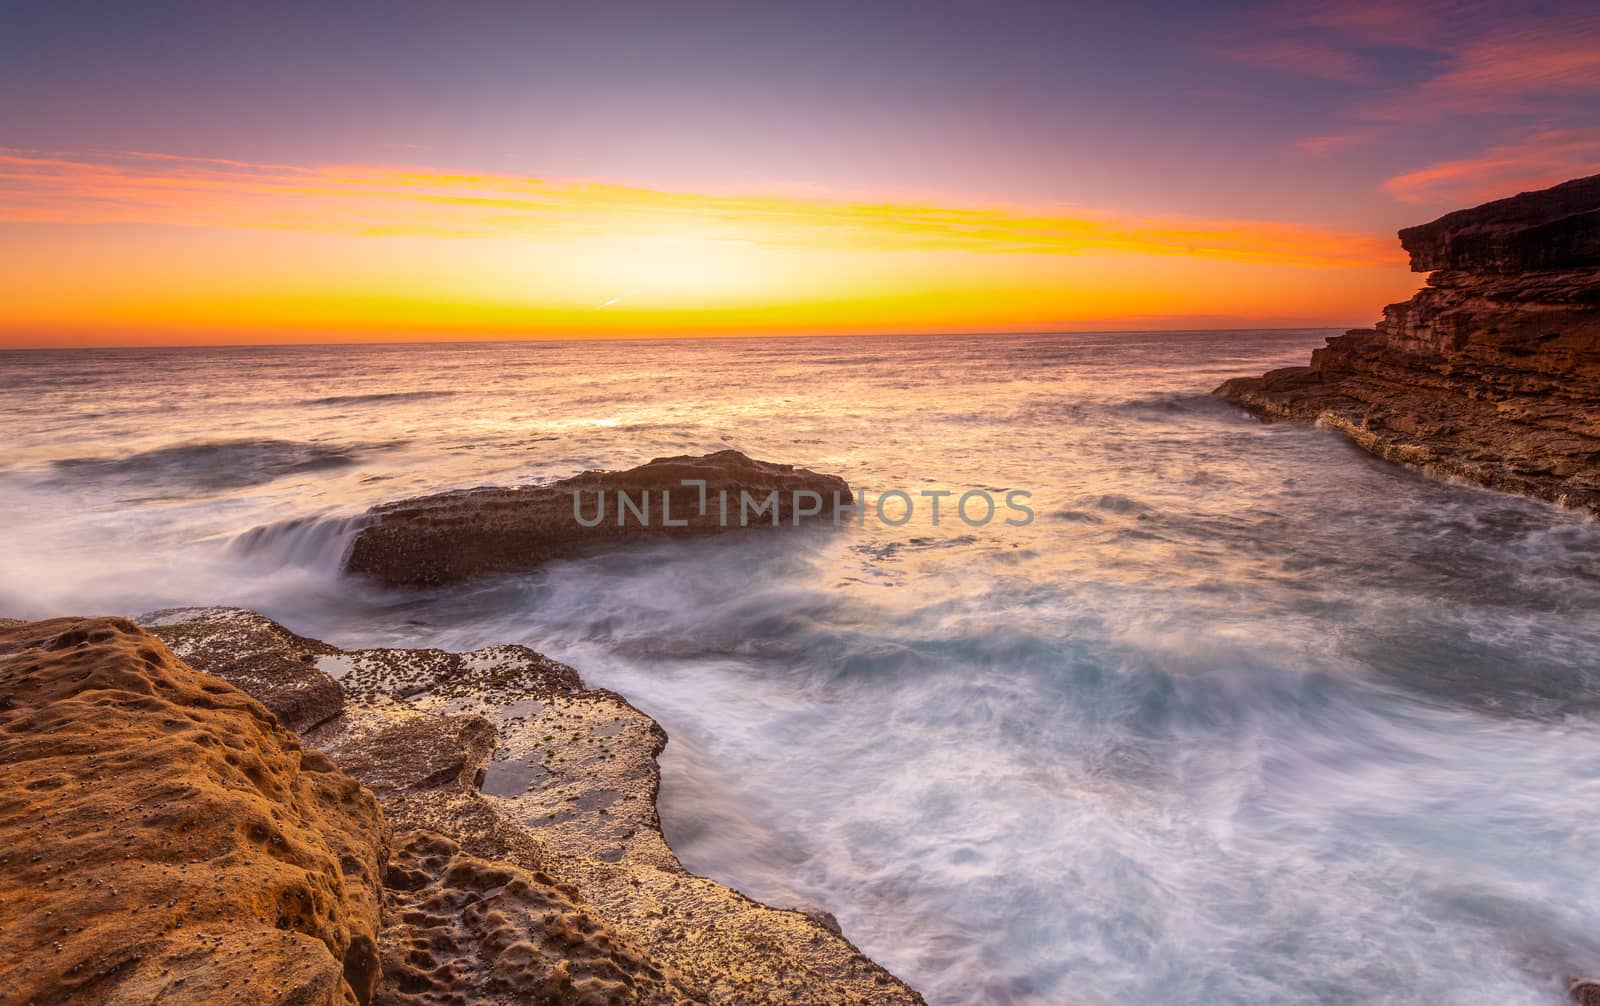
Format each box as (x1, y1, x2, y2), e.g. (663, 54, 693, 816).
(1217, 173, 1600, 513)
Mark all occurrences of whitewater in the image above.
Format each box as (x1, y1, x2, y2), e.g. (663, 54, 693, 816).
(3, 330, 1599, 1005)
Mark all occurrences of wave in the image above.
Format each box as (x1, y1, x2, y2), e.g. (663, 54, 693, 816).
(50, 438, 401, 491)
(1107, 392, 1232, 419)
(301, 390, 457, 406)
(227, 512, 371, 575)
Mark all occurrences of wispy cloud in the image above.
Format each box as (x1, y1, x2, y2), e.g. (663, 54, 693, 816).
(1413, 28, 1600, 103)
(0, 148, 1402, 268)
(1258, 0, 1492, 46)
(1291, 130, 1372, 156)
(1219, 1, 1600, 118)
(1382, 127, 1600, 204)
(1211, 37, 1370, 82)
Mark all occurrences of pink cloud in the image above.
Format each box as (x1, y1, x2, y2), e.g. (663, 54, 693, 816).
(1231, 3, 1600, 121)
(1351, 12, 1600, 120)
(1291, 130, 1372, 156)
(1420, 31, 1600, 99)
(1212, 37, 1369, 82)
(1382, 128, 1600, 205)
(1264, 0, 1494, 45)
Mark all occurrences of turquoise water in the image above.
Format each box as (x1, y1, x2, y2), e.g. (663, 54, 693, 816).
(3, 331, 1599, 1004)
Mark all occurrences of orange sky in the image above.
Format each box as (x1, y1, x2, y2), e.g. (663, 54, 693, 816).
(0, 149, 1419, 347)
(5, 3, 1596, 347)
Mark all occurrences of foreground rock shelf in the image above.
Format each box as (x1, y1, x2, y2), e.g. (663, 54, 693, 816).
(0, 616, 387, 1005)
(0, 608, 922, 1004)
(1217, 173, 1600, 514)
(344, 450, 852, 588)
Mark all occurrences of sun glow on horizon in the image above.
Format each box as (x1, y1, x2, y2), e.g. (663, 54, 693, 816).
(0, 149, 1418, 347)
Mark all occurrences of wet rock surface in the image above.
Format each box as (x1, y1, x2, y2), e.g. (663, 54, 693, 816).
(342, 450, 852, 588)
(0, 616, 387, 1006)
(141, 606, 346, 732)
(375, 831, 701, 1005)
(147, 607, 924, 1005)
(1217, 174, 1600, 514)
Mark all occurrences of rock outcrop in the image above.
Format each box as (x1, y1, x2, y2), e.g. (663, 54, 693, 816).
(146, 607, 924, 1005)
(343, 450, 852, 587)
(1217, 173, 1600, 513)
(0, 616, 388, 1006)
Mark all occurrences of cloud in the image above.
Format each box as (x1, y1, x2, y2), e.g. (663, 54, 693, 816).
(1416, 28, 1600, 100)
(0, 148, 1403, 268)
(1258, 0, 1493, 46)
(1211, 37, 1369, 82)
(1221, 2, 1600, 122)
(1370, 11, 1600, 120)
(1382, 127, 1600, 205)
(1291, 130, 1372, 156)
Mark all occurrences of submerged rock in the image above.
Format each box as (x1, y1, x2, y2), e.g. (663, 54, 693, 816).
(343, 449, 852, 587)
(146, 607, 925, 1006)
(0, 616, 387, 1005)
(1217, 173, 1600, 514)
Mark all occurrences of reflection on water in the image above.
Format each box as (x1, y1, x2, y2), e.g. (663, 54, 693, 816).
(3, 330, 1599, 1005)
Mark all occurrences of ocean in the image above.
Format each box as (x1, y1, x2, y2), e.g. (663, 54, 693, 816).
(3, 330, 1599, 1005)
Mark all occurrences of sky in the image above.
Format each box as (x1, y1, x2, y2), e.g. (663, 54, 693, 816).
(2, 0, 1598, 346)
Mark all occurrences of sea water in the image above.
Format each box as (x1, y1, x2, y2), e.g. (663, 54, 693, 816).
(3, 331, 1598, 1005)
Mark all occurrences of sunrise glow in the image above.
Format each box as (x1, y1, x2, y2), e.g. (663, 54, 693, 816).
(0, 149, 1421, 345)
(3, 2, 1597, 346)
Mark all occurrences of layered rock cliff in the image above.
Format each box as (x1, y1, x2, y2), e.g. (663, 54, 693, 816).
(1217, 173, 1600, 513)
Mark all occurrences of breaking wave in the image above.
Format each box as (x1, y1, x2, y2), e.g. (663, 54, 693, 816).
(228, 513, 371, 575)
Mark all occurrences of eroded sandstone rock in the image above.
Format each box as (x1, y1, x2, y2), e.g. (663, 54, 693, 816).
(0, 617, 387, 1006)
(147, 607, 925, 1006)
(342, 449, 852, 587)
(1217, 174, 1600, 513)
(376, 831, 702, 1005)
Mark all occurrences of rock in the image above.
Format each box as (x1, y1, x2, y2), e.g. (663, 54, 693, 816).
(1217, 174, 1600, 514)
(375, 831, 702, 1005)
(0, 616, 387, 1006)
(150, 607, 926, 1006)
(1399, 174, 1600, 272)
(140, 606, 346, 732)
(797, 906, 844, 937)
(342, 449, 852, 587)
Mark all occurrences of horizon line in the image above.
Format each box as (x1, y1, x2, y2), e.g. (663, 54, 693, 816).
(0, 324, 1361, 353)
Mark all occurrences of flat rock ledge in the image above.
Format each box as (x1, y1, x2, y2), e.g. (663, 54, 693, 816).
(343, 449, 852, 588)
(1216, 173, 1600, 515)
(143, 606, 925, 1006)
